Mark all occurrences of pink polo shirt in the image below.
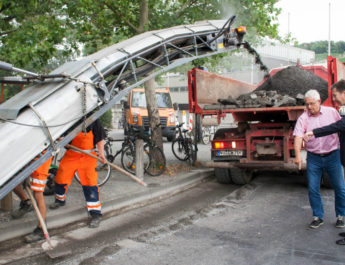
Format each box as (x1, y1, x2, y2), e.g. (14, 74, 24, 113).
(293, 106, 341, 154)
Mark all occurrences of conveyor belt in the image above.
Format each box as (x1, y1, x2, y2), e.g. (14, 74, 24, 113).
(0, 18, 243, 199)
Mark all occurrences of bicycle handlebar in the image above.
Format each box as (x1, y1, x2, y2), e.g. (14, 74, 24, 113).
(173, 122, 184, 129)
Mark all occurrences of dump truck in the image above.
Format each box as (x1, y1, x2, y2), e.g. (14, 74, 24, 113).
(188, 56, 345, 185)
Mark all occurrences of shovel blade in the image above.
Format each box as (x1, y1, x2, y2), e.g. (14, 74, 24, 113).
(42, 239, 72, 259)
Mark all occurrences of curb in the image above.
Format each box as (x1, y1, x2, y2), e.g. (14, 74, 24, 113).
(0, 169, 214, 243)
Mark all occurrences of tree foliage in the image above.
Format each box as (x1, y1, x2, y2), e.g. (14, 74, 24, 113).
(0, 0, 77, 71)
(296, 41, 345, 55)
(0, 0, 281, 71)
(65, 0, 281, 56)
(0, 0, 281, 102)
(99, 109, 113, 129)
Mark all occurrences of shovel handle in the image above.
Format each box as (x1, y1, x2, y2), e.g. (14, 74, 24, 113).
(24, 185, 53, 248)
(65, 144, 147, 187)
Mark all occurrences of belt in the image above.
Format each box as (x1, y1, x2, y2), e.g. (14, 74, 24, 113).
(309, 150, 336, 157)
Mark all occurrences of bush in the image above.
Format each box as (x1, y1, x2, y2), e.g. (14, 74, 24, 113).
(100, 109, 113, 128)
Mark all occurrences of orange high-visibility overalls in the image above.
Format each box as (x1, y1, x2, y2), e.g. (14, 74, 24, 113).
(30, 155, 53, 192)
(54, 131, 101, 215)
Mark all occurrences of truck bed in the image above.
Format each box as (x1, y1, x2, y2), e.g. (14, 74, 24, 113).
(198, 104, 305, 122)
(188, 68, 305, 123)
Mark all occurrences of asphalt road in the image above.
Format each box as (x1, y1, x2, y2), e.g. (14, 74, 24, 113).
(7, 175, 236, 264)
(6, 170, 345, 265)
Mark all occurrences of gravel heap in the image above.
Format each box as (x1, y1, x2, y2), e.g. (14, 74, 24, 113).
(218, 66, 328, 108)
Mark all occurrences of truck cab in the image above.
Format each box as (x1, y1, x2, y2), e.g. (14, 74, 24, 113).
(124, 87, 176, 141)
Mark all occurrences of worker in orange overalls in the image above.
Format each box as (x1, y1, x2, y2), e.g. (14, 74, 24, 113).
(49, 120, 106, 228)
(11, 154, 53, 243)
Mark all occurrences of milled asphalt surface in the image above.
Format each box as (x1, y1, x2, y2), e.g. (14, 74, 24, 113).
(0, 129, 213, 244)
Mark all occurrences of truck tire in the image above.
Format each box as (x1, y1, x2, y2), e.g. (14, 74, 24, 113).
(215, 168, 233, 184)
(231, 168, 253, 185)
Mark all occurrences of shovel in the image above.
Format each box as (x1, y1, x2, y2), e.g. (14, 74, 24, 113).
(24, 185, 71, 258)
(65, 144, 148, 187)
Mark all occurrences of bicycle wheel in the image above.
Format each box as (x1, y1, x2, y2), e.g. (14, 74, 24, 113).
(74, 159, 112, 187)
(145, 144, 166, 176)
(121, 146, 136, 174)
(121, 145, 150, 174)
(188, 142, 197, 166)
(172, 138, 189, 161)
(104, 140, 114, 163)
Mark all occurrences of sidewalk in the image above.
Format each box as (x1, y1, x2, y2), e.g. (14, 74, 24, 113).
(0, 162, 213, 243)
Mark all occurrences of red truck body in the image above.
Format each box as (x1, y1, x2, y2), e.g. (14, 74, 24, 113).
(188, 56, 344, 184)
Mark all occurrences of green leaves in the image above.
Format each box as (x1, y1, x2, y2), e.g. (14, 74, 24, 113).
(0, 0, 282, 73)
(0, 0, 69, 71)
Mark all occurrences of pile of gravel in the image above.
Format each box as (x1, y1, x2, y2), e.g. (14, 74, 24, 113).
(217, 66, 328, 108)
(217, 90, 304, 108)
(255, 66, 328, 102)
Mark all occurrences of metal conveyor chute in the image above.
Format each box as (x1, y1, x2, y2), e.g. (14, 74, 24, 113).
(0, 17, 244, 199)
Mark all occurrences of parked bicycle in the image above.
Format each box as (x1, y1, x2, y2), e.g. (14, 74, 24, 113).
(171, 123, 197, 165)
(123, 126, 166, 176)
(84, 128, 149, 184)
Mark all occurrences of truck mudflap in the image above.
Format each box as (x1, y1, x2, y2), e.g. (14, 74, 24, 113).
(203, 161, 306, 171)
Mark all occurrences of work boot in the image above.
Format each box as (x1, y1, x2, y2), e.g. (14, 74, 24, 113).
(309, 217, 324, 229)
(49, 200, 65, 210)
(336, 216, 345, 228)
(24, 226, 44, 243)
(11, 200, 33, 219)
(89, 213, 102, 228)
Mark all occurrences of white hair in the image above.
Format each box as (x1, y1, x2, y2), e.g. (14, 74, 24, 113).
(305, 89, 320, 101)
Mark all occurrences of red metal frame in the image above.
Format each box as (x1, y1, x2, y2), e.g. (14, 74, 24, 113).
(188, 68, 306, 123)
(212, 123, 294, 163)
(323, 56, 338, 108)
(0, 84, 3, 104)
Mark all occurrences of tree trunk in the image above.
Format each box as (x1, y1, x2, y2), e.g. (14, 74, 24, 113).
(139, 0, 163, 151)
(138, 0, 148, 33)
(144, 77, 163, 151)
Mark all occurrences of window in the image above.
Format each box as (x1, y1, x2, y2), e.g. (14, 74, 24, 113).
(170, 87, 179, 92)
(131, 92, 172, 108)
(131, 92, 147, 107)
(156, 92, 172, 108)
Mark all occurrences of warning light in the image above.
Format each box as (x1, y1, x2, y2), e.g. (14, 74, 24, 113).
(214, 142, 225, 149)
(235, 26, 246, 33)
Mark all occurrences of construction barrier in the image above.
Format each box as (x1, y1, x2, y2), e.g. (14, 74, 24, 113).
(182, 110, 187, 130)
(189, 113, 193, 131)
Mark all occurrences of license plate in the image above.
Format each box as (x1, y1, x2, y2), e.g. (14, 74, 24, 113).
(216, 150, 243, 156)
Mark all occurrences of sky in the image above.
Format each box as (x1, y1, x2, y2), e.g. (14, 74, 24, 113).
(276, 0, 345, 43)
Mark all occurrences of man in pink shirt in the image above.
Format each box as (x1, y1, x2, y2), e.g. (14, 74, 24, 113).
(293, 89, 345, 229)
